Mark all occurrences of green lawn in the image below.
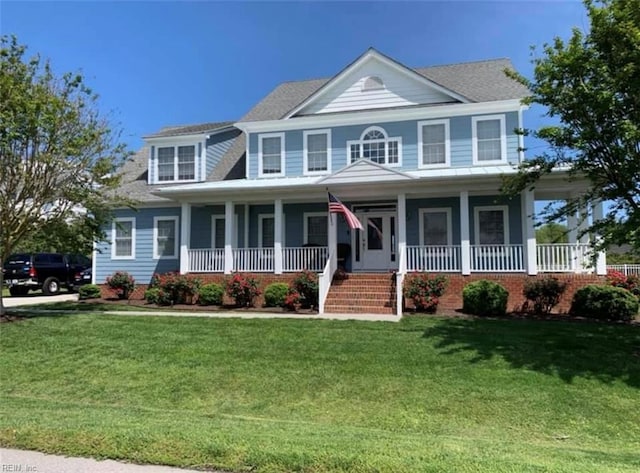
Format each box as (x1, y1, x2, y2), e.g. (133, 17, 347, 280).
(1, 314, 639, 472)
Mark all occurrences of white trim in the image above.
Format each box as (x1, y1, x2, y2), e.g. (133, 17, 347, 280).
(143, 126, 235, 142)
(303, 129, 332, 175)
(460, 191, 470, 275)
(179, 203, 190, 274)
(346, 126, 403, 167)
(419, 208, 453, 246)
(518, 107, 525, 163)
(154, 143, 199, 184)
(91, 240, 97, 284)
(258, 213, 286, 248)
(360, 125, 388, 140)
(147, 146, 153, 185)
(474, 205, 510, 245)
(417, 119, 450, 169)
(303, 211, 329, 245)
(236, 99, 523, 134)
(111, 217, 136, 260)
(258, 132, 285, 178)
(200, 141, 206, 182)
(472, 114, 507, 165)
(211, 215, 226, 249)
(284, 49, 469, 118)
(153, 216, 179, 260)
(245, 133, 250, 179)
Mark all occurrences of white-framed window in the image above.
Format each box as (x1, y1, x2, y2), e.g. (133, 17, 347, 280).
(419, 208, 452, 246)
(303, 129, 331, 175)
(303, 212, 328, 246)
(155, 145, 196, 182)
(211, 216, 226, 249)
(418, 119, 450, 168)
(258, 132, 285, 177)
(258, 214, 286, 248)
(153, 216, 179, 259)
(346, 126, 402, 166)
(472, 115, 507, 165)
(474, 205, 509, 245)
(111, 217, 135, 260)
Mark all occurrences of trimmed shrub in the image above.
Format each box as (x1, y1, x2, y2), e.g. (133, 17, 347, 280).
(198, 283, 224, 306)
(264, 282, 290, 307)
(144, 287, 171, 306)
(462, 280, 509, 317)
(225, 273, 261, 307)
(522, 276, 567, 314)
(403, 273, 448, 313)
(150, 272, 201, 305)
(78, 284, 101, 300)
(570, 285, 639, 321)
(106, 271, 135, 299)
(291, 270, 318, 308)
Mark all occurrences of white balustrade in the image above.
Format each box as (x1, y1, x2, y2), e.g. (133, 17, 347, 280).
(405, 246, 461, 272)
(233, 248, 274, 272)
(283, 247, 328, 272)
(606, 264, 640, 276)
(537, 244, 591, 272)
(187, 249, 225, 273)
(471, 245, 524, 272)
(318, 251, 334, 315)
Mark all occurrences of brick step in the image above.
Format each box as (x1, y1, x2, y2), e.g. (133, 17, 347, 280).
(325, 297, 394, 304)
(325, 300, 395, 308)
(324, 305, 396, 314)
(325, 289, 394, 296)
(333, 277, 395, 283)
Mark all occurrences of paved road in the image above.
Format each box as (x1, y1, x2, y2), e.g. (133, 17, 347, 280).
(2, 293, 78, 308)
(0, 448, 216, 473)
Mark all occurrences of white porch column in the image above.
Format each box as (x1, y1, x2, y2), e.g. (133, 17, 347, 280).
(567, 209, 578, 244)
(244, 204, 250, 248)
(591, 200, 607, 275)
(274, 199, 283, 274)
(522, 189, 537, 275)
(576, 205, 590, 273)
(224, 200, 234, 274)
(179, 203, 191, 274)
(460, 191, 471, 275)
(397, 193, 406, 271)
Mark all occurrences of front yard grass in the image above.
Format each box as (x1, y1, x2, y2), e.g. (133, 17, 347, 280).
(1, 314, 639, 472)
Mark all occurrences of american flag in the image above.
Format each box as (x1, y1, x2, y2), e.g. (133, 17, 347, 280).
(328, 192, 364, 230)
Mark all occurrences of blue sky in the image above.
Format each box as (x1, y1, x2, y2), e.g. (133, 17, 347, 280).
(2, 1, 588, 150)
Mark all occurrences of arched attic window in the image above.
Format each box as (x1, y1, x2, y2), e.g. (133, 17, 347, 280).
(347, 126, 401, 166)
(361, 75, 385, 92)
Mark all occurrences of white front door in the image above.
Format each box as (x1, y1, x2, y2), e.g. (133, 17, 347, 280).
(352, 212, 397, 271)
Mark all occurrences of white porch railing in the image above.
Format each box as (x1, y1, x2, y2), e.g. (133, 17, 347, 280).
(283, 247, 328, 272)
(233, 248, 274, 272)
(607, 264, 640, 276)
(537, 244, 591, 273)
(188, 249, 225, 273)
(471, 245, 524, 272)
(406, 245, 461, 272)
(318, 251, 336, 314)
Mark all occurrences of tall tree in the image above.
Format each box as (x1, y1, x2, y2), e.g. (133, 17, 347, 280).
(502, 0, 640, 254)
(535, 223, 569, 244)
(0, 36, 129, 315)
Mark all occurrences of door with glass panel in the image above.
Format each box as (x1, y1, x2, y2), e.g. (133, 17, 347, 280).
(352, 213, 397, 271)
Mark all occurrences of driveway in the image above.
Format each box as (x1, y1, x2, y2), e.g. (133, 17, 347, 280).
(2, 293, 78, 307)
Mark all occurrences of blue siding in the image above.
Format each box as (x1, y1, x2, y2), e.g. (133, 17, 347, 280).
(95, 207, 181, 285)
(469, 195, 522, 244)
(190, 204, 246, 249)
(206, 130, 240, 177)
(247, 111, 520, 178)
(406, 197, 461, 246)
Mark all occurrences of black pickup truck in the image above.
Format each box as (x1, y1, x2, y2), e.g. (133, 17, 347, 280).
(2, 253, 91, 296)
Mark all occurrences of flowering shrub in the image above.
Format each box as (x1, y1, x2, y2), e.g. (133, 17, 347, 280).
(283, 291, 301, 311)
(522, 276, 567, 314)
(225, 273, 261, 307)
(607, 270, 640, 299)
(403, 273, 447, 313)
(106, 271, 135, 300)
(149, 272, 201, 305)
(290, 270, 319, 308)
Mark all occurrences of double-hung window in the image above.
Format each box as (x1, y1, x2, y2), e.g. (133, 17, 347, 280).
(475, 206, 509, 245)
(347, 126, 402, 166)
(303, 130, 331, 174)
(418, 120, 450, 168)
(259, 133, 285, 176)
(472, 115, 507, 164)
(156, 145, 196, 182)
(420, 209, 452, 246)
(112, 217, 135, 259)
(303, 212, 328, 246)
(153, 217, 178, 259)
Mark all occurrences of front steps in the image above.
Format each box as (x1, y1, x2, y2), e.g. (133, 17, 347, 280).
(324, 273, 397, 314)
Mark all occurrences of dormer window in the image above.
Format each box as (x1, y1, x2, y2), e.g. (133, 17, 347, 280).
(346, 126, 402, 166)
(362, 75, 384, 91)
(156, 145, 196, 182)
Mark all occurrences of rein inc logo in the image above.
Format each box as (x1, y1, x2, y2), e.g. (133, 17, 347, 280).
(2, 465, 37, 472)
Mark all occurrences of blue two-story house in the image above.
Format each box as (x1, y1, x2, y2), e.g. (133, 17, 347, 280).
(96, 49, 605, 314)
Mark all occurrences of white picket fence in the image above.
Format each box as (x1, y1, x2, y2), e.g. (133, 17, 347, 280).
(187, 249, 225, 273)
(607, 264, 640, 276)
(406, 245, 461, 272)
(471, 245, 524, 272)
(188, 247, 328, 273)
(283, 247, 328, 272)
(536, 244, 591, 272)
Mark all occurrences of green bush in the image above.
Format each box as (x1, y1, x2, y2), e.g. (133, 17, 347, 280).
(523, 276, 568, 314)
(264, 283, 290, 307)
(78, 284, 101, 300)
(403, 273, 448, 313)
(290, 270, 319, 308)
(198, 283, 224, 306)
(106, 271, 135, 299)
(570, 285, 639, 321)
(144, 287, 171, 305)
(462, 280, 509, 317)
(150, 272, 201, 305)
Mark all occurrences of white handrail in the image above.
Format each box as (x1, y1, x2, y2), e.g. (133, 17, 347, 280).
(318, 251, 334, 314)
(471, 245, 524, 272)
(406, 245, 461, 272)
(607, 264, 640, 276)
(396, 244, 407, 317)
(187, 249, 225, 273)
(282, 246, 328, 272)
(537, 243, 591, 273)
(233, 248, 274, 272)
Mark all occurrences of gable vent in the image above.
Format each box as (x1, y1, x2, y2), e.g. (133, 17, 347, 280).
(362, 75, 384, 91)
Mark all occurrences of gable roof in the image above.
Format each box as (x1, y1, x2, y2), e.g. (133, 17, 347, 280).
(239, 57, 528, 123)
(318, 159, 415, 185)
(143, 121, 235, 139)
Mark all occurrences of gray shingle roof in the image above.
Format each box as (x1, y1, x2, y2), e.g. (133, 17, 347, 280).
(207, 132, 247, 182)
(113, 146, 177, 203)
(239, 58, 529, 122)
(144, 121, 235, 139)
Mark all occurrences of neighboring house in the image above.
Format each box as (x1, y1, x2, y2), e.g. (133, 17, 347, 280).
(95, 48, 605, 314)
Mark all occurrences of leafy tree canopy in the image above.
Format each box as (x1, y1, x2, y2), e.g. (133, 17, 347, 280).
(502, 0, 640, 254)
(535, 222, 569, 244)
(0, 36, 130, 314)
